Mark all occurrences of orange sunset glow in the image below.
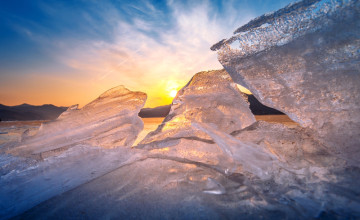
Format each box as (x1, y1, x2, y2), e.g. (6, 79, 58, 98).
(0, 0, 284, 108)
(3, 0, 356, 219)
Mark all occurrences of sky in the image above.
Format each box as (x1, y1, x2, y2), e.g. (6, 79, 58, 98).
(0, 0, 296, 108)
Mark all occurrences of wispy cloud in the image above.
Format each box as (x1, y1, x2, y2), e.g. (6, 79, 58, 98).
(0, 0, 295, 106)
(47, 0, 255, 107)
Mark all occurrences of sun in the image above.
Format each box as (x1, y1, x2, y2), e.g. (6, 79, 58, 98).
(169, 90, 177, 98)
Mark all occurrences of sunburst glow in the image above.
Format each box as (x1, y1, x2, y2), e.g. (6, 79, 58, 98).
(169, 90, 178, 98)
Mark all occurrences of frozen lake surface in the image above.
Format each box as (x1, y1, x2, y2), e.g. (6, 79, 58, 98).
(0, 115, 297, 147)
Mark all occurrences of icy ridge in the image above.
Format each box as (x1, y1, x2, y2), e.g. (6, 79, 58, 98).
(138, 69, 255, 148)
(5, 85, 147, 158)
(211, 0, 354, 58)
(12, 120, 358, 219)
(0, 146, 143, 219)
(213, 0, 360, 164)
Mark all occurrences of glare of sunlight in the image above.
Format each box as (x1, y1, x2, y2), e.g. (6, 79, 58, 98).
(170, 90, 178, 98)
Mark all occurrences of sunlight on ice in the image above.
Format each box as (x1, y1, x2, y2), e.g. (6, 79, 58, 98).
(1, 0, 360, 219)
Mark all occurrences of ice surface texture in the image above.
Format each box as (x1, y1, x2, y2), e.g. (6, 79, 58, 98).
(138, 69, 255, 148)
(212, 0, 360, 164)
(127, 68, 356, 218)
(2, 0, 360, 218)
(6, 85, 146, 158)
(0, 86, 146, 219)
(0, 146, 142, 219)
(14, 121, 360, 219)
(2, 78, 358, 218)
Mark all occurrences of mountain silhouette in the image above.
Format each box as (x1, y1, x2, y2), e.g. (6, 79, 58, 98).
(138, 95, 283, 118)
(0, 104, 67, 121)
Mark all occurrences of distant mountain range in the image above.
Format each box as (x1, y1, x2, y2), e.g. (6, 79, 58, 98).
(0, 95, 283, 121)
(0, 104, 68, 121)
(247, 95, 283, 115)
(138, 95, 283, 118)
(138, 105, 171, 118)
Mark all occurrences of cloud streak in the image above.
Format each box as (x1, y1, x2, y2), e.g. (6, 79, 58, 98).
(51, 0, 255, 107)
(0, 0, 295, 107)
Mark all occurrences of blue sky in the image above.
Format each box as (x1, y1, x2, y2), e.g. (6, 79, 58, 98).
(0, 0, 296, 107)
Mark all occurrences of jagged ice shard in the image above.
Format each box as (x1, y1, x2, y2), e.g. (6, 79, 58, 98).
(129, 68, 353, 218)
(2, 1, 360, 219)
(0, 86, 146, 219)
(212, 0, 360, 164)
(136, 70, 256, 175)
(138, 69, 255, 148)
(6, 85, 146, 158)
